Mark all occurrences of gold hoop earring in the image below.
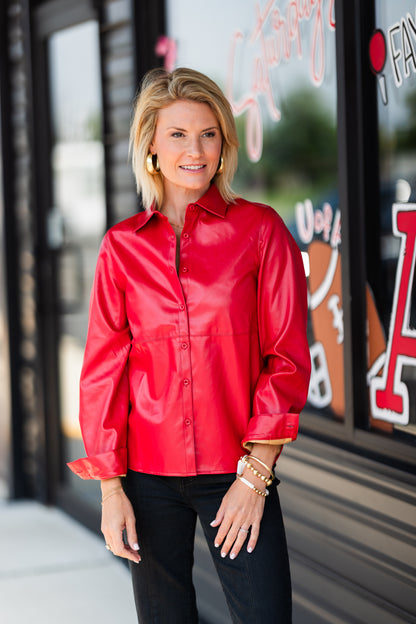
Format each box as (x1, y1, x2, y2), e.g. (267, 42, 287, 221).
(146, 153, 160, 175)
(217, 155, 224, 174)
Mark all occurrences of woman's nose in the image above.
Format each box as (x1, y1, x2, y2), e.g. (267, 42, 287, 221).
(187, 136, 202, 156)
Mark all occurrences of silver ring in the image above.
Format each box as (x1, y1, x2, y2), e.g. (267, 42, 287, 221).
(239, 528, 249, 534)
(105, 544, 111, 551)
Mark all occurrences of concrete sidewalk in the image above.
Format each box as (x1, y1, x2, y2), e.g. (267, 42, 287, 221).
(0, 501, 137, 624)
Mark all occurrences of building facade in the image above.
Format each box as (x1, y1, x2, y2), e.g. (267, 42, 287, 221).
(0, 1, 415, 622)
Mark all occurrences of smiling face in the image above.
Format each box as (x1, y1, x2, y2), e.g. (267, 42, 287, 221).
(150, 99, 222, 205)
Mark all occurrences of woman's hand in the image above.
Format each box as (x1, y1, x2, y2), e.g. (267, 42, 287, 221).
(210, 476, 266, 559)
(101, 478, 141, 564)
(210, 444, 281, 559)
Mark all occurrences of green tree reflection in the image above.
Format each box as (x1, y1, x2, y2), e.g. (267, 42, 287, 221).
(234, 88, 337, 216)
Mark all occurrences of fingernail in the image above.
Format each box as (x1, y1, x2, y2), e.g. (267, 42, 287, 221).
(230, 553, 236, 560)
(214, 543, 220, 548)
(221, 552, 226, 558)
(133, 543, 140, 551)
(210, 520, 216, 526)
(247, 546, 253, 553)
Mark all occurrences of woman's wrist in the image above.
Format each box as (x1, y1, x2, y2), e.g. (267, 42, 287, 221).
(236, 444, 282, 492)
(101, 476, 123, 495)
(249, 443, 281, 469)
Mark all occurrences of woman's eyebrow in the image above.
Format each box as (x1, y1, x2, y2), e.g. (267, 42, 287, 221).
(166, 125, 219, 131)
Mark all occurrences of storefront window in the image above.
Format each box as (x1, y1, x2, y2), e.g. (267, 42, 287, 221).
(368, 1, 416, 440)
(165, 0, 344, 422)
(48, 20, 106, 499)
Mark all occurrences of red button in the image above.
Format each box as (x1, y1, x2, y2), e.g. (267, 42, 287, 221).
(179, 304, 185, 310)
(183, 233, 189, 239)
(182, 267, 188, 273)
(184, 418, 191, 426)
(181, 343, 189, 350)
(183, 378, 190, 386)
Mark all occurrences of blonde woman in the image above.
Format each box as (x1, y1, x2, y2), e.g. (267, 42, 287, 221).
(69, 67, 310, 623)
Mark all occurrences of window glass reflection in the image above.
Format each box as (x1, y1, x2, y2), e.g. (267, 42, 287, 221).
(48, 20, 106, 496)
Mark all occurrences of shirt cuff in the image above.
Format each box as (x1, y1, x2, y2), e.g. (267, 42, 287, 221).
(67, 447, 128, 480)
(243, 438, 292, 451)
(242, 413, 299, 449)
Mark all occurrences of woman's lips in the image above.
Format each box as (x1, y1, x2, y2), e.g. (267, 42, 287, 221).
(180, 165, 206, 171)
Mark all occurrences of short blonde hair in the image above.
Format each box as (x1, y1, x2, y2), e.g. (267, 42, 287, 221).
(129, 67, 239, 209)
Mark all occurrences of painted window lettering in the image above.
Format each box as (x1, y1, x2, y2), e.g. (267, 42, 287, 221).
(298, 198, 416, 428)
(369, 10, 416, 104)
(227, 0, 335, 161)
(369, 205, 416, 425)
(389, 13, 416, 88)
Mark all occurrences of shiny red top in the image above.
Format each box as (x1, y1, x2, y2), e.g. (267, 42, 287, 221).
(68, 184, 311, 480)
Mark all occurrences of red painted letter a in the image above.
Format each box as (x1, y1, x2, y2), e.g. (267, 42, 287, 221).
(370, 204, 416, 425)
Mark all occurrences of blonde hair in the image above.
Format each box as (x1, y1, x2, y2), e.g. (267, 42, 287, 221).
(129, 67, 239, 209)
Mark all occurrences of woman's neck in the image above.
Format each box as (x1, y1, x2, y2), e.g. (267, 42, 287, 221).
(161, 203, 186, 227)
(160, 182, 210, 226)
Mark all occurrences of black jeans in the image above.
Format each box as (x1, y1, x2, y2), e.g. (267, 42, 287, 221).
(123, 471, 292, 624)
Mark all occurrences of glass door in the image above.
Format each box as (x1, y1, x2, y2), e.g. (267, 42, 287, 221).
(47, 20, 106, 502)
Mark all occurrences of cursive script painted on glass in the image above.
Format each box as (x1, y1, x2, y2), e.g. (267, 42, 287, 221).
(227, 0, 335, 161)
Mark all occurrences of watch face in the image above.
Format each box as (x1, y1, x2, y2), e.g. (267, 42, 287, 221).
(237, 458, 245, 476)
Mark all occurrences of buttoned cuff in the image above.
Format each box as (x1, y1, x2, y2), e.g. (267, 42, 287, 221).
(242, 413, 299, 449)
(67, 447, 128, 480)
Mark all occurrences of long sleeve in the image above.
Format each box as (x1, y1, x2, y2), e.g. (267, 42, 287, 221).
(68, 234, 132, 479)
(242, 207, 311, 448)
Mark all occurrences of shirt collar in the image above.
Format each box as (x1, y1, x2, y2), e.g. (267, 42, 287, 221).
(133, 184, 228, 232)
(194, 183, 228, 218)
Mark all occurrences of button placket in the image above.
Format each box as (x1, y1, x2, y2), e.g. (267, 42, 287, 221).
(178, 204, 197, 281)
(162, 215, 178, 275)
(178, 204, 198, 472)
(178, 327, 195, 472)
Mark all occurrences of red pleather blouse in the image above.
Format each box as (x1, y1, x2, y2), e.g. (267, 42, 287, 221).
(68, 184, 311, 480)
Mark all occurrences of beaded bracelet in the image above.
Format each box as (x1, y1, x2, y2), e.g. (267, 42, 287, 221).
(247, 455, 274, 480)
(238, 455, 274, 485)
(101, 486, 123, 504)
(241, 457, 273, 486)
(237, 475, 269, 497)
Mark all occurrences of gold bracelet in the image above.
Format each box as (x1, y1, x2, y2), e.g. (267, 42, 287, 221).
(237, 475, 269, 497)
(101, 486, 123, 504)
(241, 457, 273, 486)
(247, 454, 274, 479)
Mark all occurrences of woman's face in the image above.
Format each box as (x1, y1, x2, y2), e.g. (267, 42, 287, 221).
(150, 100, 222, 200)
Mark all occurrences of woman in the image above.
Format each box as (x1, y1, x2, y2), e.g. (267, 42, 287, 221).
(69, 67, 311, 623)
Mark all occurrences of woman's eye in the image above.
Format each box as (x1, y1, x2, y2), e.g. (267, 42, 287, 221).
(203, 131, 216, 138)
(172, 132, 184, 138)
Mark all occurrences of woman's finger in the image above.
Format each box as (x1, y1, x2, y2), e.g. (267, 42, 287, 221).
(218, 522, 242, 558)
(110, 530, 127, 557)
(104, 527, 141, 564)
(125, 512, 140, 553)
(229, 526, 250, 559)
(213, 515, 233, 550)
(246, 520, 260, 553)
(210, 505, 225, 528)
(106, 537, 141, 564)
